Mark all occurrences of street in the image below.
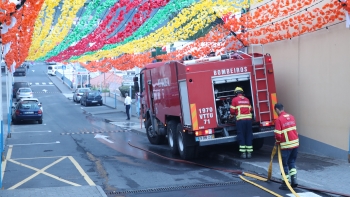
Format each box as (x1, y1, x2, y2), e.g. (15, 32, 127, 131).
(0, 63, 345, 197)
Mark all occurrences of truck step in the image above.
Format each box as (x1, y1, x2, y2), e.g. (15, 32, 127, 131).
(257, 89, 268, 92)
(260, 111, 271, 114)
(254, 67, 266, 70)
(256, 78, 267, 81)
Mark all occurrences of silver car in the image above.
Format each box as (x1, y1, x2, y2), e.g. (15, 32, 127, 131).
(17, 98, 43, 112)
(72, 88, 91, 103)
(16, 88, 33, 101)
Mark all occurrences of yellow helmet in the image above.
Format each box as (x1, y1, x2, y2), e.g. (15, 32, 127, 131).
(234, 87, 243, 92)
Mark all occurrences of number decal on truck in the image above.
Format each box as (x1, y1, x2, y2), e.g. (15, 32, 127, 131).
(198, 107, 214, 124)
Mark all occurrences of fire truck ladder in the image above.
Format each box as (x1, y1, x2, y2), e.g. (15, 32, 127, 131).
(251, 44, 272, 122)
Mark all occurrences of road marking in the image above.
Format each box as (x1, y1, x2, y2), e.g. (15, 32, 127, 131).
(11, 156, 65, 160)
(1, 145, 13, 180)
(68, 156, 96, 186)
(287, 192, 322, 197)
(8, 141, 60, 146)
(35, 82, 39, 85)
(95, 134, 114, 143)
(12, 130, 51, 133)
(42, 82, 46, 85)
(42, 89, 47, 93)
(8, 157, 81, 189)
(49, 82, 53, 85)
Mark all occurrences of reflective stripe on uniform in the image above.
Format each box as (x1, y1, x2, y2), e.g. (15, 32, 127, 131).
(246, 145, 253, 152)
(289, 168, 297, 176)
(239, 145, 246, 152)
(236, 105, 252, 120)
(280, 139, 299, 149)
(230, 105, 235, 109)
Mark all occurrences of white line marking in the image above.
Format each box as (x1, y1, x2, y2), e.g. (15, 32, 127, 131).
(12, 130, 52, 133)
(35, 82, 39, 85)
(287, 192, 322, 197)
(8, 141, 60, 146)
(68, 156, 96, 186)
(11, 156, 66, 160)
(49, 82, 53, 85)
(1, 145, 13, 180)
(42, 82, 46, 85)
(94, 134, 114, 143)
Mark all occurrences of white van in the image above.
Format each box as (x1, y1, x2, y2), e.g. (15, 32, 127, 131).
(47, 63, 57, 76)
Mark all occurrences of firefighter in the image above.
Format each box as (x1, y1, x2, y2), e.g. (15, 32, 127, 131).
(230, 87, 253, 159)
(274, 103, 299, 190)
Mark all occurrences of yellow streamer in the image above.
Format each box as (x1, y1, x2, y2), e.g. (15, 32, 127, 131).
(73, 0, 250, 62)
(27, 0, 87, 60)
(28, 0, 60, 58)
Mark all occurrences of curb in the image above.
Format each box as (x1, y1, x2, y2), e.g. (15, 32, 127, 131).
(209, 152, 269, 176)
(103, 117, 145, 134)
(95, 186, 108, 197)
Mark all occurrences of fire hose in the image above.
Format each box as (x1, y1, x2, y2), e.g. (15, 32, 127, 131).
(128, 141, 350, 197)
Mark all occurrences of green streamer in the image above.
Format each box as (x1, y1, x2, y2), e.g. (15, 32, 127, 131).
(37, 0, 118, 61)
(69, 0, 197, 61)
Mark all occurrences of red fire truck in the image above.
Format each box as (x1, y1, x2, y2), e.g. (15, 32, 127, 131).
(138, 45, 278, 160)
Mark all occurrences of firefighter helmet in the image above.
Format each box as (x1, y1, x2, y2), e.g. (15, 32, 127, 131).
(234, 87, 244, 93)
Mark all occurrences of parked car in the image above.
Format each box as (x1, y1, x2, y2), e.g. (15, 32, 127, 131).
(14, 67, 27, 76)
(16, 87, 33, 101)
(80, 91, 103, 106)
(17, 98, 43, 112)
(72, 88, 91, 103)
(12, 101, 43, 124)
(13, 82, 31, 98)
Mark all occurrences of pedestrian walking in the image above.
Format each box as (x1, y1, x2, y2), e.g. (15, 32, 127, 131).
(274, 103, 299, 190)
(124, 93, 132, 120)
(230, 87, 253, 159)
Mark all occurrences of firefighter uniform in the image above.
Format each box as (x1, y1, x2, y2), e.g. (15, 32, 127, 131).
(230, 87, 253, 158)
(274, 111, 299, 189)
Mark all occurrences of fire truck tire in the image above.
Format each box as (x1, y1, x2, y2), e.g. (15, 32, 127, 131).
(176, 123, 195, 160)
(145, 119, 164, 145)
(253, 138, 264, 150)
(167, 120, 179, 154)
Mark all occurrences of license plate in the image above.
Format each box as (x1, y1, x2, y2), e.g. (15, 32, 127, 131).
(92, 101, 97, 103)
(196, 134, 214, 141)
(24, 112, 34, 114)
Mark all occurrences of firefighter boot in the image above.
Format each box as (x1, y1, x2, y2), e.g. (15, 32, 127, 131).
(240, 152, 247, 159)
(279, 181, 289, 190)
(290, 169, 298, 188)
(247, 152, 252, 159)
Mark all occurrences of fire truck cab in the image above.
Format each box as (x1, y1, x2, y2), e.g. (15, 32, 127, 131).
(139, 45, 278, 160)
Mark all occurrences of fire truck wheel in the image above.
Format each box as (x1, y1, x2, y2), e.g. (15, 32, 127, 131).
(145, 119, 164, 145)
(167, 120, 179, 154)
(176, 123, 195, 160)
(253, 138, 264, 150)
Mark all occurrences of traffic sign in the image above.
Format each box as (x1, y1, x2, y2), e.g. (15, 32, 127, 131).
(62, 65, 66, 70)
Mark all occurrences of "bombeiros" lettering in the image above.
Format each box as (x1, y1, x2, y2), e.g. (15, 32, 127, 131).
(213, 67, 248, 76)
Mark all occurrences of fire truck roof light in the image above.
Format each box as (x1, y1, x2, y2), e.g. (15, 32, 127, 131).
(186, 68, 190, 71)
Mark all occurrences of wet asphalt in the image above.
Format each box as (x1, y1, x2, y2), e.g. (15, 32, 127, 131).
(1, 63, 336, 197)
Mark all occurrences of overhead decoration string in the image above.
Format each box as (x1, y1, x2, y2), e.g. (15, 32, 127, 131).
(37, 0, 119, 61)
(27, 0, 87, 60)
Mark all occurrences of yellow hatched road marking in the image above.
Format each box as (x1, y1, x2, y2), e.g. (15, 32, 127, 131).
(68, 156, 96, 186)
(8, 157, 81, 189)
(1, 145, 13, 180)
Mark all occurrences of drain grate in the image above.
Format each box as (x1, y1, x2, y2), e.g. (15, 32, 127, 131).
(106, 181, 246, 195)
